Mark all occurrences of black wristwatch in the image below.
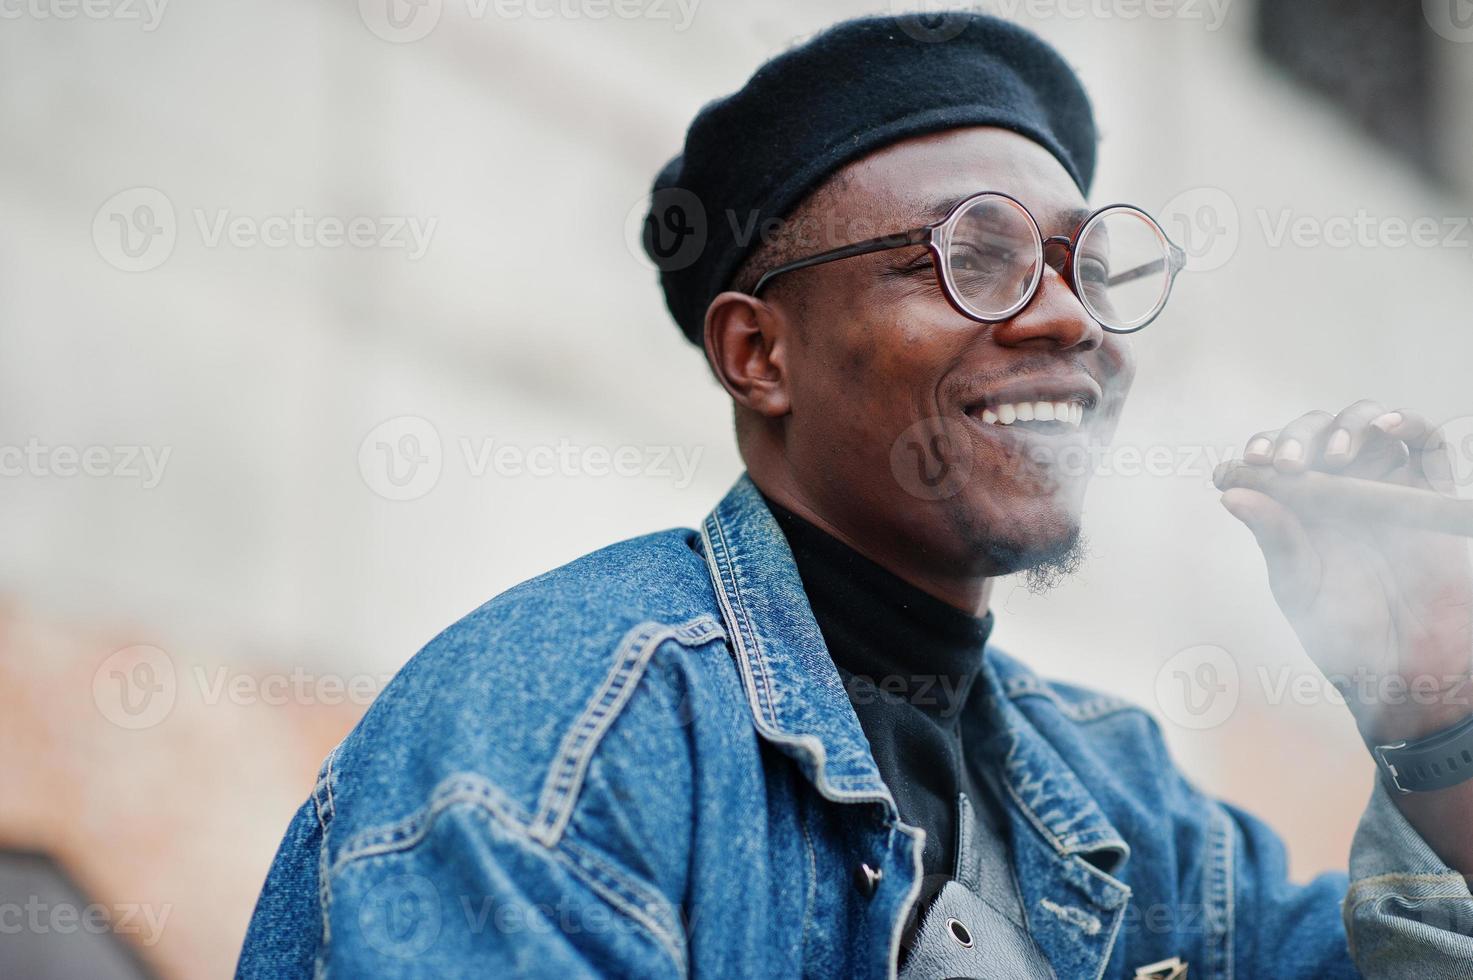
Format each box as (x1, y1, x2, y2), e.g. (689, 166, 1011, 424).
(1371, 711, 1473, 794)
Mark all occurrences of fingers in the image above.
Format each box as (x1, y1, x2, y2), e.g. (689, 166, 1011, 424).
(1219, 487, 1322, 613)
(1369, 409, 1454, 490)
(1240, 402, 1428, 480)
(1320, 399, 1390, 469)
(1241, 410, 1335, 473)
(1242, 428, 1280, 464)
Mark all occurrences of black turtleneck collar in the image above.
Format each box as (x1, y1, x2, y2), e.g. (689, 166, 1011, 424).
(760, 491, 1011, 957)
(761, 493, 994, 726)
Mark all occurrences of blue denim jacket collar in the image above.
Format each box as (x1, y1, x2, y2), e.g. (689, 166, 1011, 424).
(702, 474, 1134, 974)
(979, 654, 1133, 869)
(699, 472, 900, 812)
(701, 474, 1127, 853)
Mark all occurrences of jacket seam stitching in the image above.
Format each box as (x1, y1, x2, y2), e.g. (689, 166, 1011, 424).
(1061, 856, 1132, 980)
(528, 614, 725, 848)
(997, 762, 1071, 855)
(702, 513, 778, 727)
(555, 846, 687, 976)
(1204, 803, 1235, 980)
(796, 790, 819, 962)
(332, 773, 688, 974)
(1223, 808, 1235, 980)
(1348, 871, 1472, 891)
(1002, 677, 1146, 723)
(312, 744, 340, 966)
(1092, 900, 1129, 980)
(994, 740, 1125, 859)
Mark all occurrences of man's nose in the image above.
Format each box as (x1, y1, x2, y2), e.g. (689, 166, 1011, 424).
(990, 269, 1103, 351)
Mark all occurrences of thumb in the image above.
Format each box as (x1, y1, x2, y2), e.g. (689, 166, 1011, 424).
(1220, 486, 1322, 613)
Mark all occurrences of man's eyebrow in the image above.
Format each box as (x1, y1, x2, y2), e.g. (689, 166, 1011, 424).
(909, 194, 1092, 234)
(915, 195, 962, 222)
(1054, 206, 1091, 233)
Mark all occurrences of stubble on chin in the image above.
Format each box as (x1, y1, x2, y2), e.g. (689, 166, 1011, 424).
(947, 496, 1090, 594)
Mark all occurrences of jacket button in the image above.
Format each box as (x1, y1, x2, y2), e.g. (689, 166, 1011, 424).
(853, 863, 883, 897)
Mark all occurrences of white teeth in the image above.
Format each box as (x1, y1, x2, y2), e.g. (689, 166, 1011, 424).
(976, 399, 1089, 428)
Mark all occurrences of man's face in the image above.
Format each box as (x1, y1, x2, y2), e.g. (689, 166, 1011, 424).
(771, 126, 1137, 578)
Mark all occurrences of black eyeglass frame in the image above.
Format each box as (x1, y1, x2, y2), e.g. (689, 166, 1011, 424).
(748, 190, 1188, 334)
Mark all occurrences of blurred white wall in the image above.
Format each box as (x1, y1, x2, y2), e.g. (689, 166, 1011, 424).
(4, 2, 1473, 971)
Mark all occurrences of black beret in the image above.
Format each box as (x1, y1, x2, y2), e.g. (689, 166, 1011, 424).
(642, 12, 1098, 345)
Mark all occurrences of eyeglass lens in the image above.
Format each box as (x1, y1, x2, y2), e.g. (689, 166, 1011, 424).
(945, 196, 1041, 320)
(946, 196, 1172, 331)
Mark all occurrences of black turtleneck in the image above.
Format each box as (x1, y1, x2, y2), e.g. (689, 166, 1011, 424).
(760, 494, 1012, 951)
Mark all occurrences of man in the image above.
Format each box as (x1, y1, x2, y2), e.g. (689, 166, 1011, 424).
(238, 14, 1473, 978)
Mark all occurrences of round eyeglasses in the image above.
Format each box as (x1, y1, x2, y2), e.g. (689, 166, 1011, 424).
(749, 191, 1188, 334)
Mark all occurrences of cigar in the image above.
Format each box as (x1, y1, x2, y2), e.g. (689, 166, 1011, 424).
(1213, 461, 1473, 537)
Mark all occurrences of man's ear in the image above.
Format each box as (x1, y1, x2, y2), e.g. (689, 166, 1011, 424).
(702, 291, 793, 419)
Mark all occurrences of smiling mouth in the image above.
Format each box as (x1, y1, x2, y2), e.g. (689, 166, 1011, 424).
(965, 397, 1091, 434)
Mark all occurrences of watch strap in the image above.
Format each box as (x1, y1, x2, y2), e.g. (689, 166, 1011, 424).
(1372, 711, 1473, 794)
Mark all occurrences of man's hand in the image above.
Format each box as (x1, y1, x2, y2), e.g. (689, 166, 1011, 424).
(1217, 400, 1473, 872)
(1216, 400, 1473, 745)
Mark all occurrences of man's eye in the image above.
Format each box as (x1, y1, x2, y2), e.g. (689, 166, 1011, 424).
(1076, 256, 1110, 287)
(953, 243, 1018, 269)
(896, 258, 933, 276)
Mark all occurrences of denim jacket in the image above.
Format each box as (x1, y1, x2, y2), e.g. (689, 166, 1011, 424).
(238, 475, 1473, 979)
